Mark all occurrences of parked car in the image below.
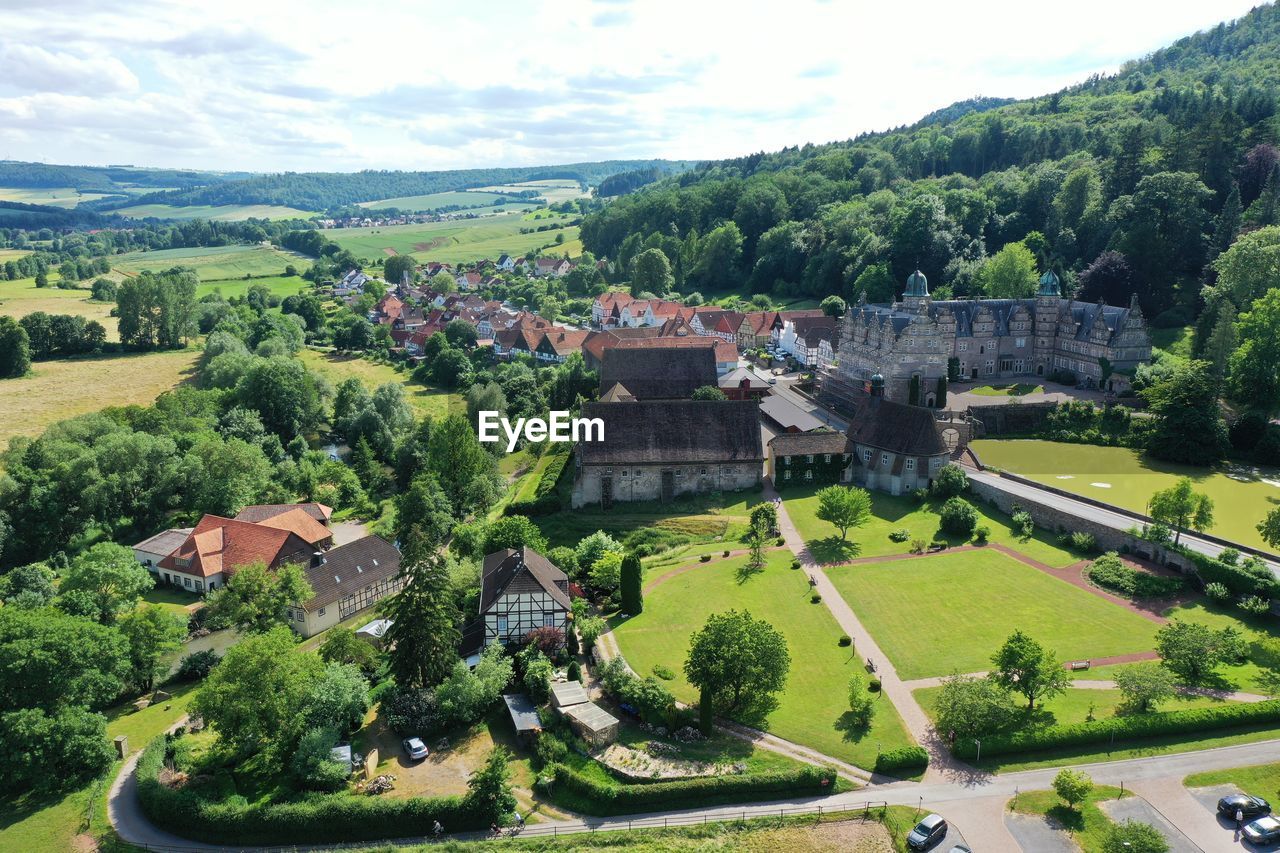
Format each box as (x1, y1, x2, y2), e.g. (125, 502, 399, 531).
(403, 737, 429, 760)
(1244, 815, 1280, 845)
(767, 376, 777, 385)
(1219, 793, 1271, 818)
(906, 814, 948, 850)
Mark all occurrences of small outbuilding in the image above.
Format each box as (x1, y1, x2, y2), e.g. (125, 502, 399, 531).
(356, 618, 393, 648)
(502, 693, 543, 743)
(561, 701, 620, 748)
(549, 680, 590, 710)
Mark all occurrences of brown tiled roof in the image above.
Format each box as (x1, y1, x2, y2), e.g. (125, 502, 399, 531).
(714, 340, 739, 363)
(252, 508, 333, 547)
(845, 397, 947, 457)
(768, 430, 852, 456)
(480, 547, 571, 613)
(540, 329, 591, 357)
(599, 338, 718, 399)
(578, 400, 763, 465)
(600, 382, 637, 402)
(235, 502, 333, 525)
(158, 516, 311, 578)
(302, 536, 401, 610)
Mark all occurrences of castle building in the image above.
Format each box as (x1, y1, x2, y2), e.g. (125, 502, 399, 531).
(822, 270, 1151, 406)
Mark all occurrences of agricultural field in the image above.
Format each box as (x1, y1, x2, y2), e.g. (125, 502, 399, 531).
(194, 274, 311, 301)
(613, 550, 918, 769)
(825, 549, 1157, 680)
(474, 179, 590, 204)
(0, 186, 118, 207)
(112, 244, 304, 281)
(971, 439, 1280, 552)
(110, 203, 315, 221)
(297, 348, 461, 420)
(0, 348, 198, 443)
(321, 212, 579, 264)
(0, 276, 118, 337)
(0, 248, 32, 261)
(357, 190, 525, 211)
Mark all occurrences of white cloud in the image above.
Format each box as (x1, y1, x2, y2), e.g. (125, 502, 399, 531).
(0, 0, 1264, 171)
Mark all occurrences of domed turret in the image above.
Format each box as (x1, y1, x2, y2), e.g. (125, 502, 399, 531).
(1038, 269, 1061, 297)
(870, 373, 885, 397)
(905, 269, 929, 298)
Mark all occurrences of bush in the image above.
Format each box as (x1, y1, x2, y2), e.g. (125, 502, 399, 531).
(1069, 531, 1097, 554)
(532, 732, 568, 769)
(1204, 582, 1232, 602)
(1011, 509, 1034, 539)
(1239, 595, 1272, 615)
(722, 550, 730, 558)
(931, 464, 969, 498)
(951, 700, 1280, 760)
(838, 635, 852, 647)
(700, 554, 712, 563)
(1087, 552, 1183, 599)
(810, 593, 822, 604)
(1196, 554, 1280, 599)
(290, 728, 350, 792)
(874, 746, 928, 774)
(174, 649, 220, 681)
(939, 497, 978, 537)
(888, 528, 910, 543)
(790, 558, 801, 570)
(910, 539, 927, 554)
(652, 664, 675, 680)
(541, 763, 836, 815)
(972, 526, 990, 545)
(567, 661, 581, 682)
(910, 488, 929, 504)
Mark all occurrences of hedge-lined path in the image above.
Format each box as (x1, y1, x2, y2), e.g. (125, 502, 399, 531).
(901, 672, 1267, 703)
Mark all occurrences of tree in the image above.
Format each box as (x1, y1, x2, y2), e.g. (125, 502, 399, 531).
(300, 662, 369, 735)
(630, 248, 674, 296)
(206, 562, 313, 634)
(684, 610, 790, 721)
(620, 553, 642, 614)
(0, 707, 114, 794)
(1114, 661, 1177, 712)
(978, 241, 1038, 298)
(481, 515, 548, 555)
(691, 385, 727, 401)
(1142, 360, 1228, 465)
(814, 485, 872, 540)
(1052, 768, 1094, 811)
(990, 630, 1070, 709)
(1229, 288, 1280, 413)
(1155, 620, 1232, 682)
(0, 606, 129, 712)
(444, 319, 478, 349)
(1077, 251, 1134, 305)
(934, 674, 1016, 739)
(820, 295, 846, 317)
(939, 496, 979, 537)
(466, 747, 518, 825)
(395, 473, 456, 551)
(382, 552, 461, 689)
(318, 626, 380, 675)
(0, 561, 56, 607)
(1260, 507, 1280, 550)
(588, 551, 623, 592)
(289, 726, 348, 792)
(236, 356, 324, 440)
(0, 316, 31, 378)
(1203, 302, 1238, 381)
(59, 542, 154, 625)
(384, 254, 416, 286)
(931, 464, 969, 498)
(1101, 821, 1169, 853)
(574, 531, 623, 578)
(192, 626, 325, 756)
(119, 605, 187, 692)
(1147, 478, 1214, 546)
(846, 673, 875, 728)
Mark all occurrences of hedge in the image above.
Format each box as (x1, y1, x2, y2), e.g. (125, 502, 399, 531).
(136, 736, 484, 845)
(1194, 554, 1280, 599)
(951, 700, 1280, 760)
(1087, 554, 1184, 599)
(507, 445, 572, 516)
(873, 746, 929, 774)
(541, 762, 837, 815)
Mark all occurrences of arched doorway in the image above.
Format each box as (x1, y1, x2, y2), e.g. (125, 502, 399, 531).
(942, 428, 960, 450)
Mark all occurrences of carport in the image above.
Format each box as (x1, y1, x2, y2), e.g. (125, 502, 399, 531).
(501, 693, 542, 744)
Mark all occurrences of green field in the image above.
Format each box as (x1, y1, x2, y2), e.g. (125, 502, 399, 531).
(113, 244, 305, 282)
(0, 276, 118, 336)
(195, 274, 311, 301)
(1151, 325, 1194, 358)
(532, 490, 757, 552)
(0, 186, 118, 207)
(826, 549, 1158, 680)
(971, 439, 1280, 552)
(297, 348, 461, 420)
(781, 486, 1078, 567)
(0, 348, 198, 442)
(0, 248, 32, 261)
(321, 213, 579, 263)
(474, 179, 589, 204)
(613, 551, 918, 770)
(358, 190, 523, 211)
(111, 203, 315, 221)
(968, 383, 1044, 396)
(1185, 762, 1280, 798)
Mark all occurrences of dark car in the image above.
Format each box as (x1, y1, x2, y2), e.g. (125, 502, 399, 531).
(906, 814, 948, 851)
(1219, 793, 1271, 819)
(1244, 815, 1280, 845)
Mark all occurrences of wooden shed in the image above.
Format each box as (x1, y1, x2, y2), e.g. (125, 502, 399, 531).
(549, 680, 590, 710)
(562, 701, 620, 747)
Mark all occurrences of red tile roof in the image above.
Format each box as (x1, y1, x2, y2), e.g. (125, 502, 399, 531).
(158, 516, 311, 579)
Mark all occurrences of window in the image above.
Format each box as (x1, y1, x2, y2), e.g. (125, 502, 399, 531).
(195, 581, 203, 592)
(318, 608, 326, 617)
(927, 339, 937, 349)
(783, 455, 791, 466)
(806, 454, 814, 463)
(804, 470, 813, 480)
(958, 342, 968, 352)
(824, 454, 831, 463)
(1015, 337, 1026, 348)
(784, 470, 792, 480)
(621, 469, 629, 477)
(183, 577, 192, 589)
(497, 616, 508, 636)
(906, 458, 916, 471)
(543, 613, 556, 628)
(700, 467, 707, 475)
(862, 449, 872, 462)
(881, 454, 890, 467)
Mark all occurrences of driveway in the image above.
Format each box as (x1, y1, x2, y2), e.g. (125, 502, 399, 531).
(1099, 794, 1200, 852)
(330, 520, 367, 546)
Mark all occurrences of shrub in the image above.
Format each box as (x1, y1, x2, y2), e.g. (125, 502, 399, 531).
(1196, 554, 1280, 599)
(652, 664, 675, 680)
(790, 558, 801, 570)
(951, 700, 1280, 760)
(1069, 531, 1097, 554)
(972, 526, 990, 545)
(910, 539, 927, 554)
(567, 661, 581, 682)
(532, 732, 568, 769)
(868, 678, 881, 692)
(838, 635, 852, 647)
(540, 763, 836, 815)
(910, 488, 929, 504)
(1204, 582, 1232, 602)
(939, 497, 978, 537)
(931, 464, 969, 498)
(888, 528, 910, 543)
(174, 649, 220, 681)
(1011, 510, 1034, 539)
(1087, 552, 1183, 599)
(700, 554, 712, 563)
(1239, 595, 1272, 615)
(290, 728, 350, 792)
(810, 593, 822, 604)
(1219, 548, 1241, 566)
(847, 675, 875, 728)
(874, 746, 928, 774)
(722, 550, 730, 558)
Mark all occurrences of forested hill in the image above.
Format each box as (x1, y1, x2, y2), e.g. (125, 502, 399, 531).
(103, 159, 696, 212)
(0, 161, 251, 193)
(581, 2, 1280, 326)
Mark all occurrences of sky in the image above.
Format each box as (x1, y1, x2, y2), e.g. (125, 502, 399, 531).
(0, 0, 1264, 174)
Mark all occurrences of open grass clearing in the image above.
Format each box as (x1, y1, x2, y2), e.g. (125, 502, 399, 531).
(971, 439, 1280, 552)
(297, 348, 461, 420)
(357, 190, 519, 211)
(532, 489, 758, 552)
(113, 244, 304, 281)
(1151, 325, 1194, 359)
(111, 203, 315, 221)
(0, 276, 118, 337)
(0, 348, 198, 443)
(321, 213, 579, 264)
(612, 550, 918, 770)
(968, 383, 1044, 396)
(1185, 761, 1280, 798)
(0, 186, 118, 207)
(0, 248, 32, 261)
(194, 274, 311, 301)
(827, 548, 1157, 680)
(781, 485, 1079, 567)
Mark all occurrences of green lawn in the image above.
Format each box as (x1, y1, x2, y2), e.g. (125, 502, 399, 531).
(532, 490, 758, 552)
(1007, 786, 1129, 852)
(297, 348, 461, 420)
(971, 439, 1280, 552)
(195, 274, 311, 301)
(968, 383, 1044, 397)
(1185, 762, 1280, 798)
(112, 244, 305, 281)
(782, 486, 1079, 567)
(826, 549, 1157, 680)
(1151, 325, 1194, 359)
(612, 551, 918, 770)
(321, 212, 579, 264)
(111, 203, 315, 221)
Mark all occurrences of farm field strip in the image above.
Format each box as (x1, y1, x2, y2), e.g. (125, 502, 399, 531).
(110, 203, 315, 221)
(111, 244, 304, 281)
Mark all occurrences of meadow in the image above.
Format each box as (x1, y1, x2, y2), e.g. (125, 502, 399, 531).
(613, 550, 918, 769)
(111, 244, 304, 281)
(971, 439, 1280, 551)
(297, 348, 461, 420)
(0, 186, 118, 207)
(0, 277, 118, 337)
(194, 274, 311, 301)
(358, 190, 522, 211)
(0, 349, 198, 443)
(110, 203, 315, 221)
(825, 548, 1158, 680)
(321, 212, 579, 263)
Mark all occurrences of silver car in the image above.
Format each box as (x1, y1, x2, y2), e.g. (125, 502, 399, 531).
(403, 737, 429, 760)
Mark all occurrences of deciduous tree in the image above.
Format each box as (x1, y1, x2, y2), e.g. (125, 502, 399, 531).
(685, 610, 790, 722)
(990, 630, 1069, 709)
(815, 485, 872, 541)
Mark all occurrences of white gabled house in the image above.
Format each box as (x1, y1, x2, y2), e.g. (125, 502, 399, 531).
(460, 547, 571, 664)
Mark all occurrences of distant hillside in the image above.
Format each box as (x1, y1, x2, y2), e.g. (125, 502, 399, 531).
(0, 161, 252, 194)
(582, 3, 1280, 325)
(101, 160, 698, 212)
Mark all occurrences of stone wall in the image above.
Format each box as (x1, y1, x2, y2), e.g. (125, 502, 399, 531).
(966, 402, 1058, 435)
(572, 461, 761, 508)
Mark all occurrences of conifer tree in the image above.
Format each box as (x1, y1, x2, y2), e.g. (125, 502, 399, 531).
(382, 550, 461, 688)
(619, 553, 643, 615)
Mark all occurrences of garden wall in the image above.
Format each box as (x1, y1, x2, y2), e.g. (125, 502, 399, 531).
(966, 402, 1059, 435)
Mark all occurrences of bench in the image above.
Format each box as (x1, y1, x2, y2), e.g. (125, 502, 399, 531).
(1068, 660, 1091, 671)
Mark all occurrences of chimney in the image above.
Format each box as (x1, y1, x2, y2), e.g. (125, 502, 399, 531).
(870, 373, 885, 398)
(310, 551, 324, 568)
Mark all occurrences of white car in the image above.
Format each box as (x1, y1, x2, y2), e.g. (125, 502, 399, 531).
(403, 737, 429, 760)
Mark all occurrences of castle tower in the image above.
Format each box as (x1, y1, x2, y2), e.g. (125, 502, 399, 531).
(902, 269, 930, 312)
(1033, 269, 1062, 377)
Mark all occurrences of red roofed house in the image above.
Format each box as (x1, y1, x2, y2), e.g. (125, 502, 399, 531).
(535, 328, 591, 363)
(155, 515, 320, 593)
